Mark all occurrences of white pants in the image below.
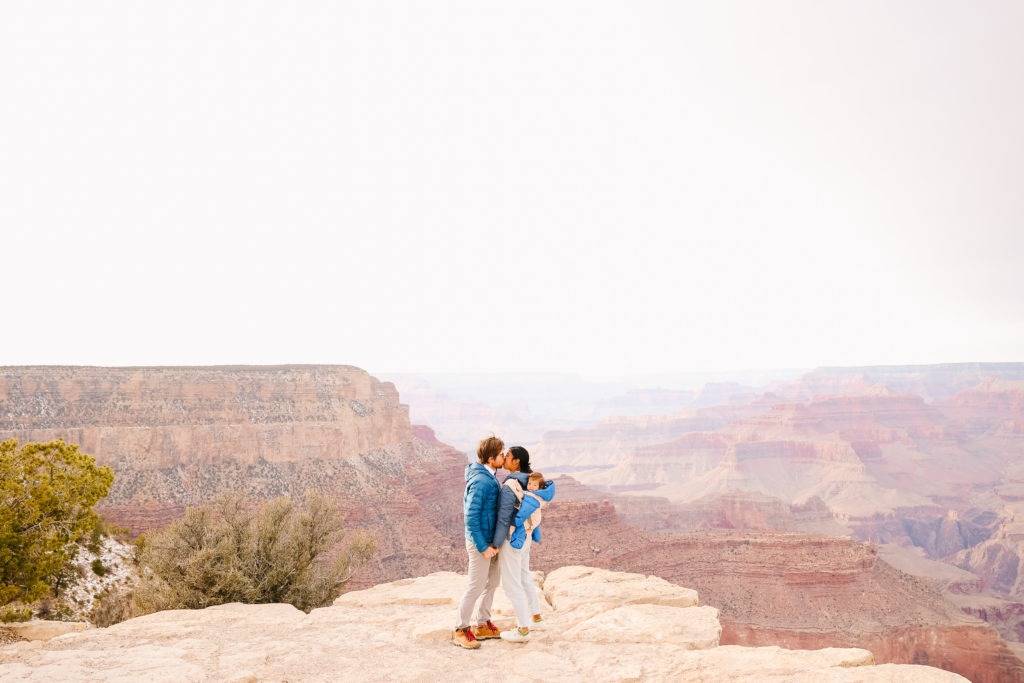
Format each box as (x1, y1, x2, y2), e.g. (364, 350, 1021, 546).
(499, 536, 536, 628)
(521, 539, 541, 616)
(455, 539, 500, 629)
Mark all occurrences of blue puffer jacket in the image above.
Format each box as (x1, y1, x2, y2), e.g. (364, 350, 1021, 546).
(510, 479, 556, 549)
(463, 463, 500, 553)
(493, 471, 530, 548)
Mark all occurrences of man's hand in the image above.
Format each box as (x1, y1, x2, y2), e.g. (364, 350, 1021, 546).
(483, 546, 498, 559)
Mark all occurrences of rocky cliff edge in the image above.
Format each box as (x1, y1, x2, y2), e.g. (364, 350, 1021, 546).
(0, 566, 967, 682)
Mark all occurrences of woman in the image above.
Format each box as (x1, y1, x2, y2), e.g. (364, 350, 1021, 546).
(491, 445, 556, 642)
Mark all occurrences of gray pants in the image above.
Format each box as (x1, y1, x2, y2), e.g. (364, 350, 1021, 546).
(455, 538, 500, 629)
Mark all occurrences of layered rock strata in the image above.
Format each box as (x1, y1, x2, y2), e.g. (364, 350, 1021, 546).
(535, 367, 1024, 526)
(5, 364, 1022, 677)
(0, 566, 967, 682)
(0, 365, 467, 587)
(533, 371, 1024, 649)
(0, 365, 409, 465)
(563, 391, 994, 518)
(530, 501, 1024, 683)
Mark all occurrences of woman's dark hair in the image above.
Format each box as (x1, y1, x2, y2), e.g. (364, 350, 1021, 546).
(508, 446, 531, 473)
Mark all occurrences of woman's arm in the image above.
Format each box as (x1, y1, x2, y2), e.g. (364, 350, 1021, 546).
(491, 484, 518, 548)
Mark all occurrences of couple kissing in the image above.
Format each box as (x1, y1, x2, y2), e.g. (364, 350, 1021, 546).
(453, 435, 556, 649)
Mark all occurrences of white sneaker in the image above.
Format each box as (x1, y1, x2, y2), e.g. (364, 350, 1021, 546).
(530, 616, 547, 631)
(500, 628, 531, 643)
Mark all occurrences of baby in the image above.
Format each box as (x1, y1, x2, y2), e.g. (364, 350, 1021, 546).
(509, 471, 555, 549)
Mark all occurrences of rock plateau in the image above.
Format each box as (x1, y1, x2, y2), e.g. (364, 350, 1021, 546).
(0, 566, 968, 683)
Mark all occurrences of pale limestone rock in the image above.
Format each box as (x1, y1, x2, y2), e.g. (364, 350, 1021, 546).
(564, 603, 721, 648)
(4, 620, 87, 641)
(0, 567, 969, 683)
(545, 565, 699, 610)
(332, 571, 465, 608)
(660, 647, 967, 682)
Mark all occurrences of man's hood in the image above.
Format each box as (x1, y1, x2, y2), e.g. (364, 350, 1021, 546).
(465, 462, 492, 482)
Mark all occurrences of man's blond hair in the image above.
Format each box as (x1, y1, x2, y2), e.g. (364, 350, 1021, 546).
(477, 435, 504, 464)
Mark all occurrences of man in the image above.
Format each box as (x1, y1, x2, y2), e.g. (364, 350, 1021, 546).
(453, 435, 505, 649)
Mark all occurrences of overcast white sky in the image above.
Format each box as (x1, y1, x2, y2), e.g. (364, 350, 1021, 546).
(2, 2, 1021, 377)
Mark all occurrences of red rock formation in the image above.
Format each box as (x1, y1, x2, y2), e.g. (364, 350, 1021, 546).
(0, 365, 410, 464)
(6, 364, 1024, 679)
(949, 503, 1024, 607)
(553, 473, 844, 535)
(531, 503, 1024, 683)
(782, 363, 1024, 403)
(725, 623, 1021, 683)
(402, 363, 1024, 667)
(549, 381, 1018, 529)
(959, 600, 1024, 643)
(536, 400, 773, 471)
(0, 365, 467, 587)
(942, 379, 1024, 436)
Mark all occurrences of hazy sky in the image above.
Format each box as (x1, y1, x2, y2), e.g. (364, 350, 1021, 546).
(2, 2, 1021, 377)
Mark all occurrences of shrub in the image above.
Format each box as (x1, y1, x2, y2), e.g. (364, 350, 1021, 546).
(86, 526, 103, 555)
(37, 601, 75, 622)
(131, 535, 149, 566)
(91, 559, 106, 577)
(132, 491, 375, 615)
(34, 597, 53, 619)
(86, 517, 133, 550)
(90, 586, 135, 628)
(104, 522, 133, 544)
(0, 607, 31, 623)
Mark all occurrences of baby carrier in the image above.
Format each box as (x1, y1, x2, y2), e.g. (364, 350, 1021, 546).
(503, 478, 545, 538)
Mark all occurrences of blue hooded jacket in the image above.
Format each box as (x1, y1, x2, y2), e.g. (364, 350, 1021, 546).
(510, 479, 556, 549)
(463, 462, 500, 553)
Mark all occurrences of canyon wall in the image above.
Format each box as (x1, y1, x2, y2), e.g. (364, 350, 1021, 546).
(545, 389, 1009, 518)
(0, 365, 409, 464)
(528, 365, 1024, 657)
(531, 498, 1024, 683)
(532, 365, 1023, 516)
(4, 363, 1023, 680)
(0, 365, 467, 586)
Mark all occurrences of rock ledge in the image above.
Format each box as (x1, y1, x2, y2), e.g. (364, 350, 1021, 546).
(0, 566, 968, 682)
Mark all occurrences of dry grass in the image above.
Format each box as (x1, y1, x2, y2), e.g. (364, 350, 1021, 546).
(0, 627, 26, 645)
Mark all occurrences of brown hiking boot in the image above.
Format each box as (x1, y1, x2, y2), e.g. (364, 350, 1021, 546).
(453, 627, 481, 649)
(473, 620, 501, 640)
